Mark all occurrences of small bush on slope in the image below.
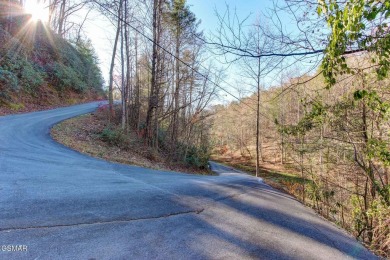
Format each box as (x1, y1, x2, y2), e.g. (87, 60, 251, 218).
(46, 62, 87, 93)
(0, 68, 18, 102)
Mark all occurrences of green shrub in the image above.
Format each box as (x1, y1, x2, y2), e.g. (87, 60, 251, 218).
(0, 68, 19, 101)
(99, 127, 127, 147)
(0, 25, 104, 100)
(185, 145, 210, 169)
(19, 62, 44, 92)
(75, 39, 104, 92)
(42, 37, 103, 93)
(46, 62, 87, 92)
(0, 52, 43, 93)
(0, 68, 19, 90)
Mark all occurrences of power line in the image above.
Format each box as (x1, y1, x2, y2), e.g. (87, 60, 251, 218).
(200, 39, 325, 58)
(92, 0, 259, 113)
(199, 37, 364, 58)
(93, 1, 348, 120)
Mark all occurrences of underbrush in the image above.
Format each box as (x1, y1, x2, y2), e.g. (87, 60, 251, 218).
(0, 22, 105, 110)
(184, 145, 210, 169)
(212, 153, 388, 258)
(51, 105, 213, 175)
(95, 105, 212, 171)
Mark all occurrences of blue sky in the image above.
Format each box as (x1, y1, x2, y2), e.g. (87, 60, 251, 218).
(187, 0, 273, 101)
(186, 0, 297, 38)
(188, 0, 270, 32)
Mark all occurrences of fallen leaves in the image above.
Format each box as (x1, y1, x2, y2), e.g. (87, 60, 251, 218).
(51, 112, 212, 175)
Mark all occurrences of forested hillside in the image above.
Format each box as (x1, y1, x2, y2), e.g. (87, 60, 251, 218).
(64, 0, 218, 170)
(211, 54, 390, 255)
(204, 0, 390, 256)
(0, 1, 104, 115)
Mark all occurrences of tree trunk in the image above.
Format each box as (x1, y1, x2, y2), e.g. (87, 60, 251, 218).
(108, 0, 123, 121)
(58, 0, 66, 36)
(120, 12, 126, 130)
(171, 26, 181, 147)
(256, 57, 261, 177)
(135, 31, 141, 131)
(145, 0, 161, 148)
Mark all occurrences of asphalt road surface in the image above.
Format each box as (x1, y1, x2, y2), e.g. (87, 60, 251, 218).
(0, 102, 378, 259)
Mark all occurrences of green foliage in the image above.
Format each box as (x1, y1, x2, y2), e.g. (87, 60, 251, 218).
(0, 69, 18, 90)
(319, 0, 390, 87)
(42, 37, 103, 93)
(75, 40, 104, 93)
(8, 102, 25, 111)
(46, 62, 87, 92)
(0, 68, 19, 99)
(19, 62, 44, 93)
(277, 101, 326, 136)
(354, 89, 390, 116)
(0, 24, 104, 100)
(0, 53, 44, 93)
(368, 140, 390, 166)
(350, 195, 366, 235)
(351, 194, 390, 248)
(99, 127, 126, 147)
(167, 0, 202, 48)
(307, 182, 322, 202)
(0, 28, 44, 94)
(185, 145, 210, 169)
(100, 127, 118, 144)
(353, 90, 390, 173)
(169, 0, 197, 33)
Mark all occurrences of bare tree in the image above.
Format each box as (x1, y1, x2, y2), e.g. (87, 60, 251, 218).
(107, 0, 123, 120)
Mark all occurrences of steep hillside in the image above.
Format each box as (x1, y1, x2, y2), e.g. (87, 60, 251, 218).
(0, 9, 104, 115)
(210, 63, 390, 256)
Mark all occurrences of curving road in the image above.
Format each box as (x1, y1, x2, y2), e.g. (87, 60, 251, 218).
(0, 102, 377, 259)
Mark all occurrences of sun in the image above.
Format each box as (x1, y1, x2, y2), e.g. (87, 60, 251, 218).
(24, 1, 49, 22)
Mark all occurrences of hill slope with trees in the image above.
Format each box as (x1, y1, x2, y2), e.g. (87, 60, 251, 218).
(211, 55, 389, 257)
(0, 2, 104, 115)
(50, 0, 216, 173)
(207, 0, 390, 256)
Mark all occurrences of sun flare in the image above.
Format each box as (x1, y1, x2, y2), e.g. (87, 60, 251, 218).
(24, 1, 49, 22)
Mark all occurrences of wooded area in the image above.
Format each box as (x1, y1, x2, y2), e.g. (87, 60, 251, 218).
(95, 0, 218, 168)
(0, 0, 104, 113)
(0, 0, 389, 257)
(212, 61, 390, 255)
(210, 0, 390, 256)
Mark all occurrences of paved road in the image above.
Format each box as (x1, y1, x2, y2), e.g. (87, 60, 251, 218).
(0, 102, 377, 259)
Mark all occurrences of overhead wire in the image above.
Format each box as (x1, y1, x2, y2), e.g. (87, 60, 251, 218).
(93, 0, 262, 113)
(92, 1, 348, 120)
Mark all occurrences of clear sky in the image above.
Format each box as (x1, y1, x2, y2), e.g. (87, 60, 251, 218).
(187, 0, 271, 32)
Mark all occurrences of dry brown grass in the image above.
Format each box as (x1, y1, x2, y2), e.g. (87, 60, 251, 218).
(211, 153, 307, 196)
